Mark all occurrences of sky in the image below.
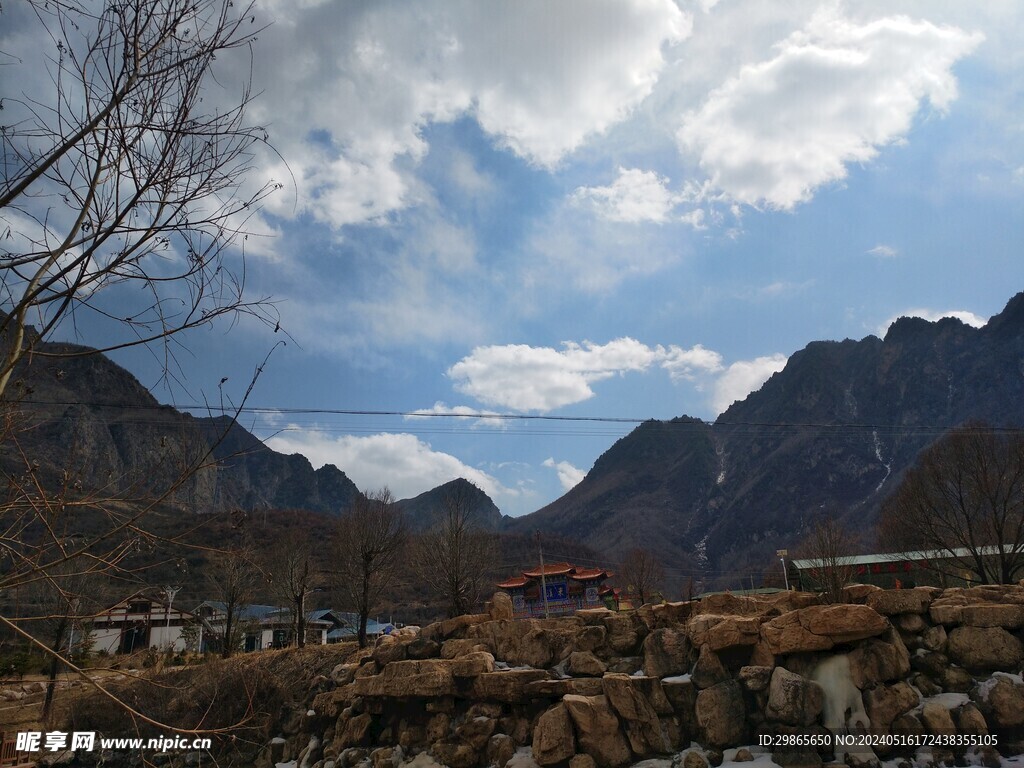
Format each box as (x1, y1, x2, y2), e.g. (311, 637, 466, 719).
(7, 1, 1024, 517)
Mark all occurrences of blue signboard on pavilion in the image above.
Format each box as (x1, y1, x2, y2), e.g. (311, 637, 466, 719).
(544, 582, 567, 601)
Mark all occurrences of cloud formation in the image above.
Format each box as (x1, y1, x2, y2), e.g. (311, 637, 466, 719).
(264, 429, 511, 502)
(543, 458, 586, 492)
(678, 10, 981, 209)
(572, 167, 684, 224)
(448, 338, 784, 416)
(249, 0, 689, 229)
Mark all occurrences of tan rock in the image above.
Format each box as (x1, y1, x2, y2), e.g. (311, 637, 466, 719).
(683, 751, 709, 768)
(441, 638, 491, 659)
(765, 667, 824, 727)
(487, 734, 517, 768)
(573, 625, 608, 653)
(738, 665, 772, 692)
(695, 680, 746, 748)
(352, 659, 455, 698)
(603, 614, 641, 655)
(689, 615, 762, 651)
(691, 644, 729, 689)
(955, 703, 988, 735)
(470, 669, 550, 702)
(960, 603, 1024, 629)
(642, 628, 690, 678)
(450, 651, 496, 677)
(526, 678, 606, 698)
(533, 704, 576, 766)
(421, 613, 490, 642)
(570, 754, 598, 768)
(567, 651, 608, 677)
(921, 702, 956, 736)
(490, 592, 515, 621)
(948, 626, 1024, 671)
(761, 604, 887, 655)
(430, 741, 478, 768)
(929, 597, 967, 626)
(842, 584, 882, 603)
(602, 674, 672, 754)
(863, 682, 919, 731)
(866, 588, 934, 616)
(920, 625, 947, 653)
(337, 713, 373, 748)
(979, 674, 1024, 729)
(847, 633, 911, 689)
(456, 716, 497, 751)
(563, 694, 633, 768)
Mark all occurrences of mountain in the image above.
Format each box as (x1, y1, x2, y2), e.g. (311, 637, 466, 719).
(392, 478, 508, 531)
(510, 292, 1024, 588)
(1, 340, 362, 516)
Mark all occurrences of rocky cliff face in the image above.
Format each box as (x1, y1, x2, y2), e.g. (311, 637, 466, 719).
(1, 342, 362, 515)
(512, 293, 1024, 585)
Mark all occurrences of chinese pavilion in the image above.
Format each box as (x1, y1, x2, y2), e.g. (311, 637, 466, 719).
(496, 562, 618, 618)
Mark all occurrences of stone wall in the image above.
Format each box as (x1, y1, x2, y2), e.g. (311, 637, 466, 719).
(267, 585, 1024, 768)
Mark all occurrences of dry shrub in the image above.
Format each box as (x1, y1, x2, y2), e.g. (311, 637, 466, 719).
(57, 643, 359, 763)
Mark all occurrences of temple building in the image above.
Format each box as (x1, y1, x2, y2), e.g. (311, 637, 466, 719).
(496, 562, 618, 618)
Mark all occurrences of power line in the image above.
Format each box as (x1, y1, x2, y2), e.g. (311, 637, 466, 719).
(12, 397, 1024, 438)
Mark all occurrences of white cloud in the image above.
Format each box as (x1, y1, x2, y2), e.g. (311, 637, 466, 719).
(572, 167, 682, 223)
(264, 428, 512, 502)
(543, 458, 586, 492)
(877, 308, 987, 336)
(711, 354, 789, 414)
(246, 0, 690, 229)
(449, 338, 780, 415)
(677, 10, 982, 209)
(867, 244, 899, 258)
(661, 344, 725, 383)
(448, 338, 663, 412)
(405, 402, 506, 429)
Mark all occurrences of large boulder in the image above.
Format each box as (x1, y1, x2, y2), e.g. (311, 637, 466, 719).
(847, 633, 910, 689)
(866, 588, 934, 616)
(532, 703, 576, 766)
(691, 644, 729, 689)
(353, 659, 455, 698)
(490, 592, 515, 621)
(960, 604, 1024, 629)
(863, 682, 919, 732)
(642, 628, 690, 678)
(567, 651, 607, 677)
(695, 680, 746, 747)
(765, 668, 824, 727)
(761, 605, 887, 655)
(947, 626, 1024, 672)
(563, 695, 633, 768)
(688, 615, 761, 651)
(974, 674, 1024, 729)
(469, 669, 549, 702)
(602, 674, 672, 755)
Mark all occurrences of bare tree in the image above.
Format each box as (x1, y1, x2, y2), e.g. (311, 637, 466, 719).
(620, 548, 665, 606)
(412, 481, 497, 618)
(205, 541, 262, 658)
(264, 526, 317, 649)
(0, 0, 280, 399)
(0, 0, 281, 735)
(335, 488, 406, 648)
(879, 421, 1024, 585)
(797, 511, 858, 603)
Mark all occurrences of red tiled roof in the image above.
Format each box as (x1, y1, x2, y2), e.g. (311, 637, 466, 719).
(496, 576, 529, 589)
(569, 567, 608, 581)
(522, 562, 574, 577)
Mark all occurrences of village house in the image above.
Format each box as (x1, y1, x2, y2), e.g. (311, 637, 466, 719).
(88, 592, 193, 654)
(496, 562, 617, 618)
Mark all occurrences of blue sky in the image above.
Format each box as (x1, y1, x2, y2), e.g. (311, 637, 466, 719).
(13, 1, 1024, 516)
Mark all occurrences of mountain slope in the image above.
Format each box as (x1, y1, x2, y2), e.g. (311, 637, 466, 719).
(511, 292, 1024, 587)
(2, 342, 362, 516)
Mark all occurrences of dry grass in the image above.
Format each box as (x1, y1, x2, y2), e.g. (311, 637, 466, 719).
(48, 643, 361, 763)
